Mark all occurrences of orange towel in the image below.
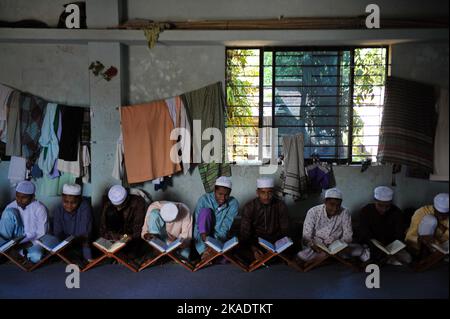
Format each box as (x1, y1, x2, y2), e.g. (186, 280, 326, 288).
(121, 101, 181, 183)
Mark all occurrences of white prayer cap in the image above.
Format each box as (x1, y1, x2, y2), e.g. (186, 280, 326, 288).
(324, 188, 343, 200)
(433, 193, 449, 213)
(62, 183, 82, 196)
(257, 177, 274, 189)
(108, 185, 128, 206)
(374, 186, 394, 202)
(215, 176, 232, 189)
(160, 203, 179, 223)
(15, 181, 35, 195)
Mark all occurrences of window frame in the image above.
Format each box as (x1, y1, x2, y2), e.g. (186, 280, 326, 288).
(225, 45, 389, 165)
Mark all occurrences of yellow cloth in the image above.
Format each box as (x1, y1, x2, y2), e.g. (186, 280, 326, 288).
(405, 205, 449, 251)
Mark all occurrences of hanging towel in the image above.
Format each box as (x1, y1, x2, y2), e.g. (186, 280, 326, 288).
(112, 132, 124, 181)
(181, 82, 226, 165)
(0, 83, 13, 122)
(20, 93, 47, 162)
(166, 96, 192, 174)
(281, 133, 308, 199)
(121, 100, 182, 184)
(181, 82, 230, 192)
(0, 84, 13, 142)
(58, 105, 84, 161)
(5, 91, 22, 156)
(377, 77, 436, 172)
(37, 103, 59, 175)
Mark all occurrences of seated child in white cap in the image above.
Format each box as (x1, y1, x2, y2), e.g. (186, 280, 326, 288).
(141, 201, 193, 260)
(296, 188, 370, 265)
(357, 186, 411, 265)
(99, 185, 146, 258)
(193, 176, 239, 260)
(0, 181, 53, 263)
(405, 193, 449, 256)
(51, 183, 93, 262)
(237, 177, 290, 263)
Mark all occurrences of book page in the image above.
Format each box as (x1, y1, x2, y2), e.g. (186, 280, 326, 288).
(258, 237, 275, 252)
(52, 235, 75, 252)
(36, 234, 59, 251)
(274, 236, 293, 253)
(149, 238, 168, 253)
(94, 237, 125, 253)
(328, 240, 348, 255)
(431, 240, 449, 254)
(315, 242, 331, 254)
(385, 240, 406, 255)
(166, 238, 182, 253)
(223, 237, 239, 252)
(370, 239, 390, 255)
(206, 236, 224, 252)
(94, 237, 113, 251)
(0, 239, 14, 253)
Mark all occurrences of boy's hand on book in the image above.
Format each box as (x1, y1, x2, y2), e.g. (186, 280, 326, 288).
(180, 241, 189, 249)
(120, 234, 131, 242)
(143, 233, 153, 241)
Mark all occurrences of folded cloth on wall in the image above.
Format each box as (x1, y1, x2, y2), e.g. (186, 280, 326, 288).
(121, 100, 182, 184)
(280, 133, 308, 199)
(5, 91, 22, 156)
(377, 77, 437, 172)
(20, 93, 47, 162)
(181, 82, 226, 164)
(58, 105, 84, 161)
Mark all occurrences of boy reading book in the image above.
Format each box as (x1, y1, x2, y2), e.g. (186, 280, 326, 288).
(141, 201, 193, 260)
(358, 186, 411, 265)
(237, 178, 290, 264)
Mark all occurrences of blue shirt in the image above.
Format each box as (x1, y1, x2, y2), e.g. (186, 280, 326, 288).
(52, 199, 92, 240)
(193, 192, 239, 254)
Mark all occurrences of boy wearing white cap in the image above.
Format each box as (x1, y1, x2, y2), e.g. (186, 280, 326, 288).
(296, 188, 369, 264)
(358, 186, 411, 265)
(99, 185, 146, 258)
(193, 176, 239, 258)
(141, 201, 193, 260)
(52, 183, 93, 261)
(0, 181, 51, 263)
(405, 193, 449, 254)
(238, 177, 289, 262)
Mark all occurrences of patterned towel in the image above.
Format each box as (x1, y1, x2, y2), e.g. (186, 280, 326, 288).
(280, 133, 308, 199)
(377, 77, 437, 172)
